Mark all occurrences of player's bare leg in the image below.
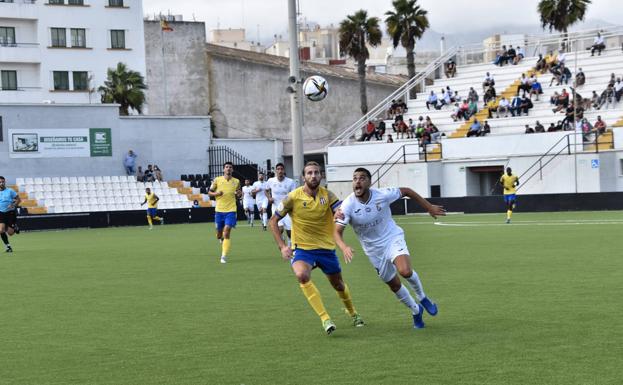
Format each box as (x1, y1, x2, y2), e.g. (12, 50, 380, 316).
(0, 223, 11, 252)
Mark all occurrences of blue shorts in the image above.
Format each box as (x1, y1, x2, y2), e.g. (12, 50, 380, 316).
(504, 194, 517, 203)
(292, 248, 341, 275)
(146, 208, 158, 217)
(215, 211, 237, 231)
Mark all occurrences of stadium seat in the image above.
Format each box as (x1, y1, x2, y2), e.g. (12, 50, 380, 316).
(33, 178, 43, 185)
(60, 177, 69, 184)
(103, 176, 111, 183)
(77, 176, 87, 184)
(69, 177, 78, 184)
(111, 176, 120, 182)
(16, 177, 25, 186)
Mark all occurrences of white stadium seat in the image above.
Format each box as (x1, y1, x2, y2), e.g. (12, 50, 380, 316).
(16, 178, 25, 186)
(51, 177, 61, 184)
(77, 176, 87, 184)
(60, 177, 69, 184)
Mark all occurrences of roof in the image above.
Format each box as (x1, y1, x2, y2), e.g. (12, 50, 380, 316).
(205, 43, 407, 87)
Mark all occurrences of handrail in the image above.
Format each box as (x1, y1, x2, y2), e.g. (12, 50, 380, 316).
(326, 47, 459, 149)
(371, 142, 442, 186)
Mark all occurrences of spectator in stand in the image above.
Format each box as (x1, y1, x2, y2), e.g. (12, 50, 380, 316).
(594, 116, 607, 134)
(581, 118, 594, 141)
(483, 85, 496, 107)
(394, 119, 410, 139)
(596, 84, 615, 109)
(467, 119, 482, 137)
(497, 97, 510, 118)
(426, 119, 442, 143)
(450, 103, 462, 122)
(446, 86, 456, 102)
(408, 118, 417, 139)
(615, 78, 623, 102)
(481, 120, 491, 136)
(154, 165, 164, 181)
(520, 94, 533, 116)
(524, 124, 535, 134)
(561, 105, 576, 130)
(458, 100, 470, 121)
(494, 45, 508, 66)
(123, 150, 137, 176)
(387, 99, 398, 119)
(361, 120, 376, 141)
(550, 91, 560, 106)
(426, 91, 440, 110)
(518, 73, 531, 94)
(590, 32, 606, 56)
(513, 46, 525, 65)
(608, 73, 616, 87)
(510, 94, 522, 117)
(552, 89, 570, 112)
(547, 123, 557, 132)
(483, 72, 495, 90)
(535, 54, 546, 73)
(396, 99, 407, 114)
(487, 98, 499, 119)
(535, 121, 545, 133)
(543, 51, 558, 73)
(575, 68, 586, 86)
(468, 87, 479, 103)
(561, 65, 572, 85)
(144, 165, 155, 182)
(375, 119, 386, 140)
(506, 45, 517, 65)
(468, 99, 479, 118)
(136, 166, 144, 182)
(387, 134, 394, 143)
(530, 78, 543, 100)
(413, 116, 425, 139)
(445, 59, 457, 78)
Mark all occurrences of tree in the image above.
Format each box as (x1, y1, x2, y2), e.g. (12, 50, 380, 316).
(339, 10, 382, 115)
(538, 0, 591, 51)
(385, 0, 429, 99)
(98, 62, 147, 115)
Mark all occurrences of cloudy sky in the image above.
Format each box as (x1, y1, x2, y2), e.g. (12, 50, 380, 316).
(143, 0, 622, 44)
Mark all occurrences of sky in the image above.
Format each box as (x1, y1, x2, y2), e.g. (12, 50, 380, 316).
(143, 0, 623, 44)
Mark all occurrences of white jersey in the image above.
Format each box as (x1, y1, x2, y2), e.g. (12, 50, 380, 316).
(252, 180, 268, 202)
(241, 185, 255, 204)
(336, 187, 405, 256)
(266, 176, 296, 206)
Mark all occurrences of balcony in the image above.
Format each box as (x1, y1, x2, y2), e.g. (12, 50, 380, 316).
(0, 43, 40, 63)
(0, 0, 39, 20)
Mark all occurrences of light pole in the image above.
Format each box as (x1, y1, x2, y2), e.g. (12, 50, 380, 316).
(288, 0, 304, 184)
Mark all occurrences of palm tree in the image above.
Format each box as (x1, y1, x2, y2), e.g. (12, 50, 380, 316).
(385, 0, 429, 99)
(339, 10, 382, 115)
(98, 62, 147, 115)
(538, 0, 591, 51)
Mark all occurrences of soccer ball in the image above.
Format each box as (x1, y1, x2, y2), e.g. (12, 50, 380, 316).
(303, 75, 328, 102)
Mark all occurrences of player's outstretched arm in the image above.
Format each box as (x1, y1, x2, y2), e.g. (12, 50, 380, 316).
(399, 187, 446, 219)
(140, 198, 147, 206)
(269, 214, 292, 261)
(334, 224, 354, 264)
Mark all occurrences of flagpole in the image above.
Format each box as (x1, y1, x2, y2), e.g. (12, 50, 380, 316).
(160, 23, 169, 114)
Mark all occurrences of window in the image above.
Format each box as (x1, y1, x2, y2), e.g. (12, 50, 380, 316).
(51, 28, 66, 47)
(68, 0, 84, 4)
(110, 30, 125, 49)
(53, 71, 69, 90)
(1, 70, 18, 90)
(73, 71, 88, 90)
(48, 0, 64, 4)
(108, 0, 123, 6)
(0, 0, 16, 3)
(0, 27, 16, 46)
(71, 28, 86, 47)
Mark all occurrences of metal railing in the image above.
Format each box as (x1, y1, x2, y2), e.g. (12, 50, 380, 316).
(207, 145, 266, 180)
(326, 47, 459, 149)
(371, 142, 442, 187)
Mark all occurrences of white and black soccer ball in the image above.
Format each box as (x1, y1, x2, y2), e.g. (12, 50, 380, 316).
(303, 75, 329, 102)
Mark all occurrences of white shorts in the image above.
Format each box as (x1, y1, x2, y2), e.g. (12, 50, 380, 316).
(242, 199, 255, 211)
(272, 205, 292, 230)
(366, 236, 410, 283)
(255, 199, 269, 210)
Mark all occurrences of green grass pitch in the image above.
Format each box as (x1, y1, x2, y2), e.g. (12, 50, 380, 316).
(1, 211, 622, 385)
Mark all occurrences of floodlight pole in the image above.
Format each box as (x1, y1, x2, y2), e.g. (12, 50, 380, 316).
(288, 0, 304, 183)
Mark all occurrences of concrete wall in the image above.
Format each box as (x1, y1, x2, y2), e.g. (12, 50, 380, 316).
(143, 21, 210, 116)
(0, 104, 210, 183)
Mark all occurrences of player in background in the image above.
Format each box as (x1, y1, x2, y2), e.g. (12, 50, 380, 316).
(241, 179, 255, 226)
(334, 168, 445, 329)
(140, 187, 164, 230)
(252, 173, 269, 230)
(0, 176, 21, 252)
(265, 163, 297, 245)
(500, 167, 519, 224)
(209, 162, 242, 263)
(269, 161, 364, 335)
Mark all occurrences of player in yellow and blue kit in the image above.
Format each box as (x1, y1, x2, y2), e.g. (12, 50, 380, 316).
(208, 162, 242, 264)
(141, 187, 163, 229)
(269, 161, 364, 335)
(500, 167, 519, 223)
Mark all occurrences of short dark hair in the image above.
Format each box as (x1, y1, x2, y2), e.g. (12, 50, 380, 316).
(275, 163, 285, 169)
(0, 176, 4, 180)
(302, 161, 320, 175)
(353, 168, 371, 180)
(223, 161, 233, 167)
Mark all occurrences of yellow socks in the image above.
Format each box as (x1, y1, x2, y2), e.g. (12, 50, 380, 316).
(507, 210, 513, 220)
(146, 216, 153, 226)
(153, 216, 162, 221)
(336, 283, 356, 316)
(222, 238, 231, 256)
(300, 281, 330, 322)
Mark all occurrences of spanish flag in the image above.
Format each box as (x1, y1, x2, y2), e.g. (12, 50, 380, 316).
(160, 20, 173, 32)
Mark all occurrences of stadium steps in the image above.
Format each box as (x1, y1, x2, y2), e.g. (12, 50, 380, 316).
(584, 131, 614, 152)
(10, 185, 48, 214)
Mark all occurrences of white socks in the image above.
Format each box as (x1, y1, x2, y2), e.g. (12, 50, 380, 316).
(405, 270, 426, 301)
(395, 285, 420, 315)
(261, 212, 268, 226)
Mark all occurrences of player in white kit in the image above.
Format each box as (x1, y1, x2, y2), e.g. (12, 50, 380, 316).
(334, 167, 446, 329)
(241, 179, 255, 226)
(252, 172, 269, 230)
(265, 163, 297, 244)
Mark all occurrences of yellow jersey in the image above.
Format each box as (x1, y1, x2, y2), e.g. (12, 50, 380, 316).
(276, 186, 341, 250)
(145, 192, 158, 208)
(500, 174, 519, 195)
(210, 176, 240, 213)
